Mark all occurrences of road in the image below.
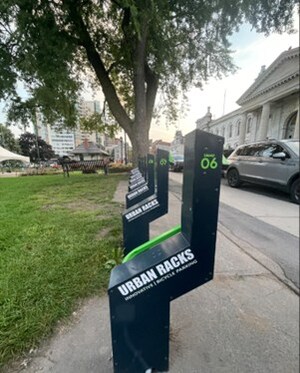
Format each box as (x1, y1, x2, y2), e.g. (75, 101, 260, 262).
(169, 172, 300, 289)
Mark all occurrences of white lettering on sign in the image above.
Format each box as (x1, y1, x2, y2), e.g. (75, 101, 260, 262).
(127, 185, 149, 200)
(117, 248, 197, 300)
(141, 199, 159, 212)
(125, 198, 159, 221)
(125, 207, 143, 221)
(129, 179, 145, 190)
(118, 269, 158, 296)
(156, 249, 195, 275)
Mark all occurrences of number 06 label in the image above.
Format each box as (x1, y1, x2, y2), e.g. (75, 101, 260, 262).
(200, 154, 218, 170)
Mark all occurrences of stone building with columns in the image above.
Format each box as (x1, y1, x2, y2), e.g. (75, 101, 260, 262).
(196, 47, 299, 149)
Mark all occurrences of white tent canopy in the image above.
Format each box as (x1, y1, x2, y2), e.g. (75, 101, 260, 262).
(0, 146, 30, 163)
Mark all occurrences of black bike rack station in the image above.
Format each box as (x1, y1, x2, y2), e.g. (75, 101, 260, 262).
(108, 130, 224, 373)
(122, 149, 169, 255)
(126, 154, 155, 208)
(128, 157, 148, 191)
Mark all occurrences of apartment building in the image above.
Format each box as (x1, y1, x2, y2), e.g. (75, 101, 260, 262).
(74, 100, 105, 147)
(37, 100, 103, 157)
(36, 113, 75, 157)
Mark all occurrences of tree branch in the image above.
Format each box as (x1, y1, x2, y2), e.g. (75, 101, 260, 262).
(133, 18, 148, 130)
(145, 63, 158, 128)
(62, 0, 133, 133)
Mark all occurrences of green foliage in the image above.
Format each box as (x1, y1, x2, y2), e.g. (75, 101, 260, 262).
(108, 162, 133, 173)
(0, 0, 297, 156)
(0, 174, 125, 367)
(0, 124, 19, 152)
(79, 112, 120, 137)
(104, 247, 124, 269)
(18, 132, 55, 162)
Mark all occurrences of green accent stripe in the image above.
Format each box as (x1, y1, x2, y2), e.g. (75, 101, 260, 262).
(122, 225, 181, 263)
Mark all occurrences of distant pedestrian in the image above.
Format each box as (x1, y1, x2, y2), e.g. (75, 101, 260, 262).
(63, 162, 69, 177)
(104, 158, 109, 175)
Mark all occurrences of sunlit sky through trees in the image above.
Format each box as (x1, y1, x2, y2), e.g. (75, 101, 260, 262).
(1, 17, 299, 143)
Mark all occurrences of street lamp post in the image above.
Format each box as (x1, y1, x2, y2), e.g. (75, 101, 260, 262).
(124, 130, 127, 164)
(120, 136, 123, 163)
(33, 112, 41, 166)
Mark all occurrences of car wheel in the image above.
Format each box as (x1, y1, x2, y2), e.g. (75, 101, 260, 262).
(227, 168, 241, 188)
(290, 179, 300, 204)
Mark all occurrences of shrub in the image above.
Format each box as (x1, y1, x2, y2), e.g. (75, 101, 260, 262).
(108, 163, 133, 173)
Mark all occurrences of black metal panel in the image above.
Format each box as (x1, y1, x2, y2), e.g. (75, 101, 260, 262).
(122, 149, 169, 255)
(129, 173, 143, 182)
(109, 130, 224, 373)
(109, 296, 170, 373)
(130, 167, 140, 175)
(181, 130, 224, 276)
(126, 155, 155, 208)
(128, 178, 146, 192)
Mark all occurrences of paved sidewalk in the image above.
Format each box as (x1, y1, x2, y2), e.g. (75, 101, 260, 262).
(7, 180, 299, 373)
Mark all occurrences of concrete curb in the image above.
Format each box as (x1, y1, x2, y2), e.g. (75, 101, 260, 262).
(218, 223, 300, 295)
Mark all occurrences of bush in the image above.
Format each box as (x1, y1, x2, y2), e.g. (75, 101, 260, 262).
(82, 167, 97, 174)
(21, 167, 63, 176)
(108, 163, 133, 173)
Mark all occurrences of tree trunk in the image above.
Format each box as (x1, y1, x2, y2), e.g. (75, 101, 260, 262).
(67, 5, 157, 166)
(129, 123, 149, 166)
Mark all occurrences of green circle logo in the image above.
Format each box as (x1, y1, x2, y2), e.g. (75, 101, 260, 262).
(160, 159, 167, 166)
(148, 159, 154, 164)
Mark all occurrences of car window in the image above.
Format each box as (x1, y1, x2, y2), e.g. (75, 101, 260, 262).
(239, 144, 263, 156)
(234, 147, 244, 156)
(272, 144, 290, 158)
(259, 144, 290, 158)
(173, 155, 184, 161)
(246, 144, 263, 156)
(259, 144, 277, 157)
(239, 146, 252, 156)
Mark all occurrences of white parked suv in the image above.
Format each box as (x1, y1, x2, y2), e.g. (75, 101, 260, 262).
(226, 139, 300, 204)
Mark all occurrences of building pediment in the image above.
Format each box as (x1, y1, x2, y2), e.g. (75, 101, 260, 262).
(237, 47, 299, 106)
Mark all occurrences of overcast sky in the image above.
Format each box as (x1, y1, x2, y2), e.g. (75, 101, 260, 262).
(1, 18, 299, 141)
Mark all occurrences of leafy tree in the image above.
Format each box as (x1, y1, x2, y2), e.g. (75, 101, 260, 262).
(79, 112, 119, 138)
(0, 1, 297, 162)
(0, 124, 20, 152)
(18, 132, 55, 162)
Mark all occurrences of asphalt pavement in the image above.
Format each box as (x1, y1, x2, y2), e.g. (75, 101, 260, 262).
(5, 180, 299, 373)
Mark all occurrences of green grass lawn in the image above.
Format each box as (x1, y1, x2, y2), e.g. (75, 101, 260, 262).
(0, 173, 125, 368)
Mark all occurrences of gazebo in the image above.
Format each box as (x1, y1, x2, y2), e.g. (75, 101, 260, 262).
(69, 140, 109, 161)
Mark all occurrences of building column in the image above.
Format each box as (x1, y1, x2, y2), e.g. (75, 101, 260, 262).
(257, 102, 271, 141)
(293, 110, 299, 139)
(251, 113, 258, 142)
(238, 113, 247, 145)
